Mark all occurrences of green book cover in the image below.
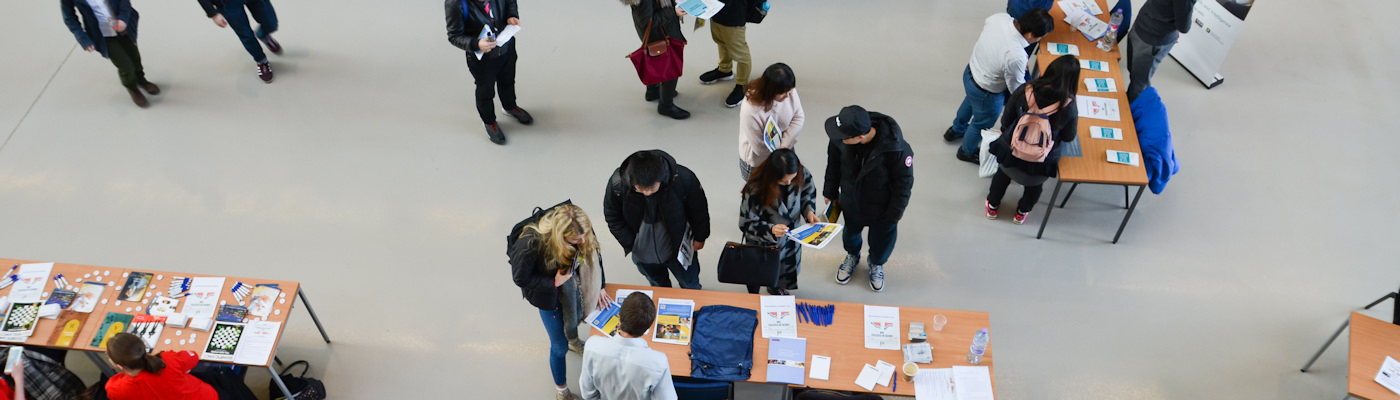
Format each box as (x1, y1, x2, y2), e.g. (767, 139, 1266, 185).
(90, 312, 133, 348)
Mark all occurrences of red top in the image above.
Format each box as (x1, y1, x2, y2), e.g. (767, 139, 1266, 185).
(0, 379, 15, 400)
(105, 351, 218, 400)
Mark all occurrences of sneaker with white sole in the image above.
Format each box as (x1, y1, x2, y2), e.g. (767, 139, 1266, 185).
(556, 389, 581, 400)
(835, 254, 858, 285)
(699, 68, 734, 84)
(869, 264, 885, 292)
(985, 200, 998, 220)
(256, 62, 274, 83)
(1014, 210, 1029, 225)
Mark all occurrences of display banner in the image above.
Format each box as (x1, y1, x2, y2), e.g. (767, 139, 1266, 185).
(1168, 0, 1254, 88)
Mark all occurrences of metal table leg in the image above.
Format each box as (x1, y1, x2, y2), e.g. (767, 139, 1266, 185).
(1123, 185, 1131, 208)
(1059, 183, 1080, 208)
(84, 351, 117, 377)
(269, 363, 297, 400)
(298, 287, 332, 343)
(1037, 180, 1064, 239)
(1301, 317, 1351, 372)
(1111, 185, 1146, 244)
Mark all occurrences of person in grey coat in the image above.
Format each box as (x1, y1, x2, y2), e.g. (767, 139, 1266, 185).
(739, 148, 818, 295)
(622, 0, 691, 120)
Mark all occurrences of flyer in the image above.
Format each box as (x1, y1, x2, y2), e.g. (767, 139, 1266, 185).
(652, 298, 695, 345)
(181, 277, 226, 321)
(759, 295, 797, 339)
(1089, 126, 1124, 140)
(71, 282, 106, 313)
(10, 263, 53, 303)
(863, 305, 900, 350)
(1076, 95, 1121, 121)
(763, 115, 783, 152)
(787, 223, 844, 250)
(585, 301, 623, 337)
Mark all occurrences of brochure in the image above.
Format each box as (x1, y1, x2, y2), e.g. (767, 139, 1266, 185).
(1089, 126, 1124, 140)
(1076, 95, 1121, 121)
(678, 0, 725, 20)
(181, 277, 226, 321)
(765, 337, 807, 385)
(10, 263, 53, 303)
(787, 223, 843, 250)
(46, 310, 86, 347)
(1079, 59, 1110, 72)
(117, 272, 153, 301)
(1047, 42, 1080, 56)
(864, 305, 900, 350)
(652, 298, 694, 345)
(1065, 9, 1109, 41)
(44, 289, 77, 309)
(759, 295, 797, 339)
(763, 115, 783, 152)
(201, 321, 245, 362)
(1107, 150, 1141, 167)
(0, 303, 41, 342)
(90, 312, 133, 348)
(71, 282, 105, 313)
(147, 296, 181, 317)
(247, 285, 281, 318)
(1376, 356, 1400, 396)
(127, 314, 167, 350)
(1085, 78, 1117, 93)
(585, 301, 623, 337)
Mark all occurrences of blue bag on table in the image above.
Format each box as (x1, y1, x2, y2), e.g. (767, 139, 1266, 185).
(688, 305, 757, 381)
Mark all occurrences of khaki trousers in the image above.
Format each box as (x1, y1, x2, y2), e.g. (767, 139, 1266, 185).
(709, 23, 751, 85)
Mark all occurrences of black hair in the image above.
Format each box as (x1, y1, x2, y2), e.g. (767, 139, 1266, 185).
(618, 292, 656, 337)
(744, 63, 797, 110)
(742, 148, 804, 208)
(1015, 8, 1055, 38)
(1028, 55, 1081, 108)
(624, 151, 669, 188)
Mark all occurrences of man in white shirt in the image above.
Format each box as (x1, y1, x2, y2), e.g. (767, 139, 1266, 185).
(944, 9, 1055, 164)
(579, 292, 677, 400)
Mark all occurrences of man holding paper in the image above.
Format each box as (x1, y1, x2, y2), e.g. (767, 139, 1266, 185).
(944, 9, 1055, 164)
(446, 0, 534, 145)
(580, 292, 678, 400)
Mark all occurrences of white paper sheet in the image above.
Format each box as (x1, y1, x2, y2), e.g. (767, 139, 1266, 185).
(864, 305, 901, 350)
(952, 366, 995, 400)
(914, 368, 956, 400)
(10, 263, 53, 303)
(1064, 9, 1109, 41)
(854, 364, 881, 391)
(1107, 150, 1141, 167)
(495, 25, 521, 45)
(1047, 42, 1080, 56)
(1056, 0, 1103, 16)
(614, 289, 653, 304)
(678, 0, 725, 20)
(1079, 59, 1110, 72)
(1076, 95, 1121, 121)
(809, 355, 831, 380)
(875, 360, 896, 387)
(1377, 356, 1400, 395)
(181, 277, 226, 321)
(760, 295, 798, 338)
(232, 320, 280, 365)
(1089, 126, 1124, 140)
(1085, 78, 1117, 93)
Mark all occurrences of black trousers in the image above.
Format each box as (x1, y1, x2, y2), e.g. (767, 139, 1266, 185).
(465, 48, 519, 124)
(987, 167, 1048, 213)
(104, 35, 147, 89)
(647, 78, 679, 107)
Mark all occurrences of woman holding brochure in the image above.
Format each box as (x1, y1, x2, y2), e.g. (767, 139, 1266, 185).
(509, 204, 610, 400)
(738, 63, 805, 180)
(739, 149, 818, 295)
(984, 55, 1080, 225)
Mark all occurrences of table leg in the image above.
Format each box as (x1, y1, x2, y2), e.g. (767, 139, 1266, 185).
(1059, 183, 1080, 208)
(298, 287, 332, 343)
(1301, 318, 1351, 372)
(1111, 185, 1146, 244)
(1123, 185, 1130, 208)
(84, 351, 117, 377)
(1037, 180, 1064, 239)
(269, 363, 297, 400)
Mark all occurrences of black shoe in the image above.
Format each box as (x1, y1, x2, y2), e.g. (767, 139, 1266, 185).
(699, 68, 734, 84)
(645, 87, 679, 102)
(127, 88, 149, 108)
(658, 104, 691, 120)
(955, 149, 979, 164)
(943, 127, 963, 143)
(138, 81, 161, 95)
(503, 107, 534, 125)
(485, 123, 506, 145)
(724, 85, 744, 108)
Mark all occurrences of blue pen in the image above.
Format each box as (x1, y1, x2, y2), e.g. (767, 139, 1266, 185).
(797, 303, 805, 324)
(892, 378, 897, 392)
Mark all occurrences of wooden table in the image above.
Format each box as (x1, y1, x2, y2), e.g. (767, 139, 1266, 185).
(1034, 0, 1151, 243)
(0, 258, 330, 400)
(1348, 312, 1400, 400)
(593, 284, 995, 396)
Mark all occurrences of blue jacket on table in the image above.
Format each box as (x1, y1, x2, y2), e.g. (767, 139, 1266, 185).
(61, 0, 139, 59)
(1129, 87, 1179, 194)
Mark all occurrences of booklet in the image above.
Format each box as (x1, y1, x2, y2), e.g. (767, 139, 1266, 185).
(652, 298, 695, 345)
(1085, 78, 1117, 93)
(201, 321, 245, 362)
(1047, 42, 1079, 56)
(117, 272, 153, 301)
(232, 320, 281, 365)
(787, 223, 843, 249)
(585, 301, 623, 337)
(147, 296, 181, 317)
(127, 314, 167, 350)
(1076, 95, 1121, 121)
(864, 305, 900, 350)
(763, 115, 783, 152)
(247, 285, 281, 318)
(1089, 126, 1124, 140)
(10, 263, 53, 303)
(759, 295, 797, 339)
(181, 277, 225, 321)
(0, 303, 41, 342)
(765, 337, 807, 385)
(1064, 9, 1109, 41)
(45, 289, 77, 309)
(71, 282, 106, 313)
(1107, 150, 1141, 166)
(678, 0, 725, 20)
(1079, 59, 1110, 72)
(47, 310, 87, 347)
(1376, 356, 1400, 396)
(91, 312, 133, 348)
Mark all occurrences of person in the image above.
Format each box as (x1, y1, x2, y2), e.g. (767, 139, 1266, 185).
(985, 55, 1080, 224)
(823, 106, 913, 292)
(622, 0, 691, 119)
(1007, 0, 1053, 18)
(697, 0, 753, 108)
(739, 149, 816, 295)
(604, 150, 710, 290)
(944, 9, 1055, 164)
(510, 204, 612, 400)
(102, 333, 218, 400)
(62, 0, 160, 108)
(737, 63, 804, 180)
(578, 292, 676, 400)
(195, 0, 283, 83)
(1125, 0, 1196, 102)
(446, 0, 534, 145)
(1, 356, 21, 400)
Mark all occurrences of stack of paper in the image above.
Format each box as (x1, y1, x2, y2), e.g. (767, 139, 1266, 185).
(1089, 126, 1124, 140)
(1080, 59, 1110, 72)
(1107, 150, 1141, 167)
(952, 366, 995, 400)
(765, 337, 806, 385)
(653, 298, 695, 345)
(1064, 10, 1109, 41)
(809, 355, 831, 381)
(1085, 78, 1117, 93)
(914, 368, 955, 400)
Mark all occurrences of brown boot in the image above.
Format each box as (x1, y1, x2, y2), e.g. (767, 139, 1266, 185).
(139, 81, 161, 95)
(127, 88, 149, 108)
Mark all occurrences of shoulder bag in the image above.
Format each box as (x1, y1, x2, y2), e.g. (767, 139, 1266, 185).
(627, 14, 685, 85)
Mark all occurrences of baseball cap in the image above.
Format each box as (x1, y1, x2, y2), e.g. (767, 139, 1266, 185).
(824, 105, 872, 140)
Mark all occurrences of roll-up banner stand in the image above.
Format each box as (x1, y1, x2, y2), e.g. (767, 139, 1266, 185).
(1168, 0, 1254, 89)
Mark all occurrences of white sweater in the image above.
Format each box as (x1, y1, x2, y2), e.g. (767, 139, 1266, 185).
(737, 89, 806, 168)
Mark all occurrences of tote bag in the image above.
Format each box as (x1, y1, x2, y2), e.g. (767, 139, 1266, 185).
(628, 18, 685, 85)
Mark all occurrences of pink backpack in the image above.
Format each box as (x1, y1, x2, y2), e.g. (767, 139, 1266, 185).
(1010, 87, 1064, 163)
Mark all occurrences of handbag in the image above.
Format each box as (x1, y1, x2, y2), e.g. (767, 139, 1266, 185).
(716, 241, 780, 287)
(268, 360, 327, 400)
(978, 128, 1001, 178)
(628, 17, 685, 85)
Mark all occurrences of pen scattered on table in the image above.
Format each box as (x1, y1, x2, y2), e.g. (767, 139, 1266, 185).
(797, 302, 834, 327)
(0, 265, 16, 289)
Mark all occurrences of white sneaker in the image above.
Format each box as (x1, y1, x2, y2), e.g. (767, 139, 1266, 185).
(835, 254, 858, 284)
(869, 264, 885, 292)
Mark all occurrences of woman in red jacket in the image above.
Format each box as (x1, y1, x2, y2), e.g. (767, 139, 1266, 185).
(104, 333, 217, 400)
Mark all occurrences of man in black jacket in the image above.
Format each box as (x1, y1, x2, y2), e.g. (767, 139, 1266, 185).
(1126, 0, 1197, 102)
(62, 0, 160, 107)
(447, 0, 534, 145)
(823, 106, 914, 293)
(196, 0, 282, 83)
(697, 0, 754, 108)
(604, 150, 711, 289)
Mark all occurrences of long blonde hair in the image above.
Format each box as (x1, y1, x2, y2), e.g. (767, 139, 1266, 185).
(523, 205, 599, 271)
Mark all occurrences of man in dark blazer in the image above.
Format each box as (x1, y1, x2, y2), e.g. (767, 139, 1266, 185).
(62, 0, 160, 107)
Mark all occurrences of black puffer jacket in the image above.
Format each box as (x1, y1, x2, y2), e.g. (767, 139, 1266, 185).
(623, 0, 686, 43)
(445, 0, 519, 59)
(989, 83, 1079, 177)
(509, 230, 562, 310)
(823, 113, 915, 225)
(604, 150, 710, 257)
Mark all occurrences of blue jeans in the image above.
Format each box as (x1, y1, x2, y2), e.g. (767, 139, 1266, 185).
(842, 221, 898, 266)
(538, 306, 568, 386)
(635, 255, 702, 290)
(222, 0, 279, 63)
(952, 66, 1006, 155)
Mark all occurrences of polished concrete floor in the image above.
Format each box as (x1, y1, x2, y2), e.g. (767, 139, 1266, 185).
(1, 0, 1396, 399)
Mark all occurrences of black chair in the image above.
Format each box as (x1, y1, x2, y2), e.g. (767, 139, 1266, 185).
(674, 376, 732, 400)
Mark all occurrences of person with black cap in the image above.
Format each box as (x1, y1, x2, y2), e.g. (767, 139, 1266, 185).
(823, 106, 914, 292)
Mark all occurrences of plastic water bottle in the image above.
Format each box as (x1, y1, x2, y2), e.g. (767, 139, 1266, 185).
(967, 328, 989, 364)
(1097, 9, 1124, 51)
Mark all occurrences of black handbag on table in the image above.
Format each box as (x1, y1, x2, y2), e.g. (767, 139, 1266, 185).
(716, 241, 780, 287)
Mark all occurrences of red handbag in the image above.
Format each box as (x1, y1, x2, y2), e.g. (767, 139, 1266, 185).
(628, 18, 685, 86)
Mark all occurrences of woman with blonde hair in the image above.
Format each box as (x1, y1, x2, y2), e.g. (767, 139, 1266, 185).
(509, 203, 610, 400)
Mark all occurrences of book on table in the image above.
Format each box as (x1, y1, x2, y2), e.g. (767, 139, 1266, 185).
(652, 298, 694, 345)
(765, 337, 806, 385)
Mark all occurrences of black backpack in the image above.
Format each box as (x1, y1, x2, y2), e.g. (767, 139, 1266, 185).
(506, 200, 574, 254)
(268, 361, 326, 400)
(746, 0, 769, 24)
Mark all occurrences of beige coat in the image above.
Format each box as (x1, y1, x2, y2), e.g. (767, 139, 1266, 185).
(738, 89, 806, 169)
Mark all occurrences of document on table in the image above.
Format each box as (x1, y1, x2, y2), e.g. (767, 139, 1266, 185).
(678, 0, 725, 20)
(232, 320, 280, 365)
(952, 366, 995, 400)
(1047, 42, 1080, 56)
(1089, 126, 1124, 140)
(1107, 150, 1141, 167)
(10, 263, 53, 303)
(809, 355, 831, 380)
(1375, 356, 1400, 395)
(1080, 59, 1110, 72)
(765, 337, 806, 385)
(1085, 78, 1117, 93)
(614, 289, 653, 303)
(1057, 0, 1103, 16)
(875, 360, 896, 387)
(863, 305, 901, 350)
(854, 364, 881, 391)
(652, 298, 694, 345)
(759, 295, 797, 338)
(1076, 95, 1121, 121)
(914, 368, 955, 400)
(181, 277, 226, 321)
(1064, 9, 1109, 41)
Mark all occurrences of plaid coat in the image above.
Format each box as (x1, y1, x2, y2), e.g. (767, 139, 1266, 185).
(738, 167, 816, 290)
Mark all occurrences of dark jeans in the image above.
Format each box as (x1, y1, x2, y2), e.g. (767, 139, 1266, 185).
(842, 221, 898, 266)
(1125, 29, 1176, 102)
(465, 48, 519, 124)
(647, 78, 679, 107)
(222, 0, 279, 63)
(538, 305, 568, 386)
(635, 254, 702, 289)
(987, 167, 1049, 213)
(103, 35, 146, 89)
